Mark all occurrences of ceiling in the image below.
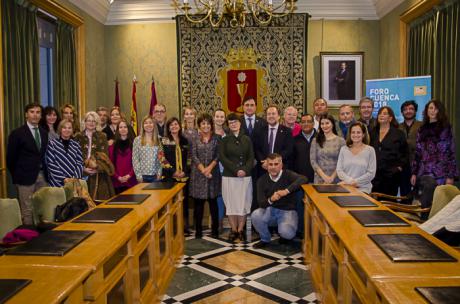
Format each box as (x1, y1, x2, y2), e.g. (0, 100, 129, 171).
(68, 0, 405, 25)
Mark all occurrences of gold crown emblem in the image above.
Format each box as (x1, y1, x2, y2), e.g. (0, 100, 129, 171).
(224, 48, 259, 66)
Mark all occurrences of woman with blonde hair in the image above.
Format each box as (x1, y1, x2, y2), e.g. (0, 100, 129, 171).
(182, 106, 198, 142)
(46, 119, 83, 187)
(132, 115, 169, 183)
(75, 111, 115, 200)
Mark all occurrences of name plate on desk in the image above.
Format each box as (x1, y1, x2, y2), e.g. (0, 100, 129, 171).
(329, 196, 377, 207)
(349, 210, 410, 227)
(142, 181, 177, 190)
(106, 194, 150, 205)
(5, 230, 94, 256)
(369, 234, 458, 262)
(0, 279, 31, 304)
(313, 185, 350, 193)
(416, 287, 460, 304)
(72, 208, 132, 223)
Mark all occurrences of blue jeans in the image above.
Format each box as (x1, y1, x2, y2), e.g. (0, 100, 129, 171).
(251, 207, 298, 243)
(217, 195, 225, 221)
(295, 190, 304, 235)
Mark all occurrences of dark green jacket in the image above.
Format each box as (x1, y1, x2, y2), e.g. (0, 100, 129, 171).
(218, 132, 254, 177)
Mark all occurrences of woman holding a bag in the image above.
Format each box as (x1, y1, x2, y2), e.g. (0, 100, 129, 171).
(75, 111, 115, 200)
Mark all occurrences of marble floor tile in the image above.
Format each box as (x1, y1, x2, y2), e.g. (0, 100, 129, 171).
(185, 238, 226, 256)
(193, 286, 278, 304)
(165, 267, 220, 297)
(202, 250, 274, 275)
(163, 229, 317, 303)
(254, 266, 315, 298)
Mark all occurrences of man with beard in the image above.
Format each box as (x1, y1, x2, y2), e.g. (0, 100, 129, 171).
(398, 100, 422, 196)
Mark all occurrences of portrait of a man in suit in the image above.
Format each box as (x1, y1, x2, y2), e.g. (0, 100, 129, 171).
(329, 61, 356, 100)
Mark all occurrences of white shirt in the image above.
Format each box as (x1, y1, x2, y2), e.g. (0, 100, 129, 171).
(269, 169, 283, 182)
(302, 130, 315, 142)
(314, 116, 320, 130)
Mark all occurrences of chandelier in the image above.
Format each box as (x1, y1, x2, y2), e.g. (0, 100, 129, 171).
(172, 0, 297, 28)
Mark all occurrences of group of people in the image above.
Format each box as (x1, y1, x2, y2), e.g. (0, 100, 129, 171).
(6, 96, 458, 248)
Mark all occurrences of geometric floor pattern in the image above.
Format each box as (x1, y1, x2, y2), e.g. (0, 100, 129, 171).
(162, 229, 318, 304)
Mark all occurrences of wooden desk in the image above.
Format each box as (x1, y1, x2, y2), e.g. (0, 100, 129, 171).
(0, 266, 91, 304)
(371, 277, 460, 304)
(302, 184, 460, 303)
(0, 183, 185, 304)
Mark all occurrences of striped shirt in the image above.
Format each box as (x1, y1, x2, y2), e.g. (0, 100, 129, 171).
(46, 138, 84, 186)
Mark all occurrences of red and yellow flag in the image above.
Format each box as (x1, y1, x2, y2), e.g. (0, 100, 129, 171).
(130, 76, 138, 135)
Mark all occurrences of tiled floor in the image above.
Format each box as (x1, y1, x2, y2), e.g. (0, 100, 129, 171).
(162, 229, 318, 304)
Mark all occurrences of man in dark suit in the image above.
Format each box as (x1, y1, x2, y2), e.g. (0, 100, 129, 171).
(293, 113, 316, 236)
(7, 103, 48, 225)
(239, 96, 266, 141)
(334, 62, 352, 100)
(253, 105, 294, 175)
(357, 97, 377, 134)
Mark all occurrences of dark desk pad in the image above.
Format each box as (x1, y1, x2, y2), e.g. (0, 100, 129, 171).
(349, 210, 410, 227)
(369, 234, 457, 262)
(416, 287, 460, 304)
(5, 230, 94, 256)
(313, 185, 350, 193)
(329, 195, 377, 207)
(106, 194, 150, 205)
(72, 208, 132, 223)
(142, 181, 177, 190)
(0, 279, 32, 304)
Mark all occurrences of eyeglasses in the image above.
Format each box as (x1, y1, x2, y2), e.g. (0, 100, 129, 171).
(301, 120, 314, 124)
(154, 110, 166, 114)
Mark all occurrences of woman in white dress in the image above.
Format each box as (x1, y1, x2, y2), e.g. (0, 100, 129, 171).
(218, 113, 254, 243)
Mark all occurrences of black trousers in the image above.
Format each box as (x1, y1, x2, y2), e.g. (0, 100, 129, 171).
(372, 170, 401, 196)
(193, 198, 218, 235)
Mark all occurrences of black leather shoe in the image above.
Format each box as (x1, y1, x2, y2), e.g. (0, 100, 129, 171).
(278, 237, 291, 245)
(253, 241, 269, 249)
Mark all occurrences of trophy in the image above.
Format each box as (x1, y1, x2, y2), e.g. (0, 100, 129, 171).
(236, 82, 248, 113)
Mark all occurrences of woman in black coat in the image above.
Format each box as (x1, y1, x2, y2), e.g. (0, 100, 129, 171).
(161, 117, 191, 233)
(370, 106, 408, 196)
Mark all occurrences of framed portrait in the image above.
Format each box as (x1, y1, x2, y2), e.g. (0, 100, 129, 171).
(320, 52, 364, 106)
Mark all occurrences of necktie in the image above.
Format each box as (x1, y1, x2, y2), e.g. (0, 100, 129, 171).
(33, 127, 41, 150)
(268, 127, 275, 153)
(247, 117, 253, 135)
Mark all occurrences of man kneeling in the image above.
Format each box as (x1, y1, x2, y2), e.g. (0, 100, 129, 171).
(252, 153, 308, 248)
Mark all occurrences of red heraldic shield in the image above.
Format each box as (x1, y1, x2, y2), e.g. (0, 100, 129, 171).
(227, 69, 257, 113)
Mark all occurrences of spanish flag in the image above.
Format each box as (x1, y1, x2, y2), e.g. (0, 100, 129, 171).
(130, 75, 138, 135)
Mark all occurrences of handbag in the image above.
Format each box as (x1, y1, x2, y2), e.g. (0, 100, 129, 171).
(54, 197, 89, 222)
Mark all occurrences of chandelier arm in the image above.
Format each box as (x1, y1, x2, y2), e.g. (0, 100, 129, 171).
(184, 8, 213, 23)
(208, 10, 226, 27)
(251, 10, 272, 25)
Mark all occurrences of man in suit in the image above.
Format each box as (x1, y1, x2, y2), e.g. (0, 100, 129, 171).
(239, 96, 267, 212)
(334, 62, 353, 100)
(7, 103, 48, 225)
(357, 97, 377, 134)
(253, 105, 294, 174)
(239, 96, 266, 141)
(153, 103, 167, 137)
(293, 113, 316, 236)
